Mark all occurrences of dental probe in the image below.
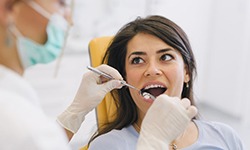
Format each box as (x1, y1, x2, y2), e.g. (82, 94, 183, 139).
(87, 66, 156, 100)
(87, 66, 114, 79)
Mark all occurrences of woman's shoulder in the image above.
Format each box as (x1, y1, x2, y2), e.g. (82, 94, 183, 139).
(195, 119, 237, 134)
(88, 125, 139, 150)
(193, 119, 245, 149)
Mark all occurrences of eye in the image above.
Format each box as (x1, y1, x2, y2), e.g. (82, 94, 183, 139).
(131, 57, 144, 64)
(59, 0, 66, 5)
(6, 0, 19, 10)
(160, 54, 173, 61)
(59, 0, 71, 7)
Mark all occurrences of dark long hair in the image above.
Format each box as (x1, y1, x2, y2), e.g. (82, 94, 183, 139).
(88, 15, 197, 145)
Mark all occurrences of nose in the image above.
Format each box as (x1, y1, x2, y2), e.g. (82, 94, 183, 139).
(144, 62, 163, 77)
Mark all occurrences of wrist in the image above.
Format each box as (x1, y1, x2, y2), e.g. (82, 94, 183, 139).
(137, 132, 170, 150)
(57, 108, 87, 133)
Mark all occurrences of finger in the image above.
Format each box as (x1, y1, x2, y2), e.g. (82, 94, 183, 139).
(83, 70, 99, 82)
(186, 106, 198, 119)
(100, 79, 123, 93)
(96, 64, 123, 80)
(180, 98, 191, 109)
(99, 76, 110, 83)
(156, 94, 170, 100)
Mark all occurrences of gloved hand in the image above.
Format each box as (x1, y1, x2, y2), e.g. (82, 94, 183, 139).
(57, 64, 123, 133)
(137, 94, 198, 150)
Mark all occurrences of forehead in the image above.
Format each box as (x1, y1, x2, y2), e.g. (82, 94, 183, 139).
(127, 33, 173, 53)
(24, 0, 72, 14)
(33, 0, 71, 4)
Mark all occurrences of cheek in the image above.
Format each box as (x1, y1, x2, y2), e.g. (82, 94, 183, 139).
(125, 64, 137, 92)
(125, 63, 142, 84)
(164, 66, 185, 97)
(126, 70, 139, 84)
(126, 68, 141, 98)
(166, 67, 184, 81)
(125, 66, 151, 114)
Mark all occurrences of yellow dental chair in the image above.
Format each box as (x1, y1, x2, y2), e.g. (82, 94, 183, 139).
(80, 36, 117, 150)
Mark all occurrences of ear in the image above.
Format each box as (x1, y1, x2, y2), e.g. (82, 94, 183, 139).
(184, 66, 190, 83)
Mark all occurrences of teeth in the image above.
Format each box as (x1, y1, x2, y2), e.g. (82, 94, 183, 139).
(142, 93, 151, 99)
(144, 84, 164, 90)
(142, 92, 156, 100)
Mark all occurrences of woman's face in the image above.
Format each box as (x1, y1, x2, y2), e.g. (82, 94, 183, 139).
(12, 0, 71, 44)
(125, 32, 190, 118)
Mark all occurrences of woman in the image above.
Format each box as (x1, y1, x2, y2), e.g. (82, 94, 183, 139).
(88, 15, 245, 150)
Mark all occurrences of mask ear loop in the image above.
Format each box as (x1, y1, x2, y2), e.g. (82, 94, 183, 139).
(53, 0, 75, 78)
(27, 1, 51, 19)
(5, 13, 20, 47)
(5, 22, 14, 47)
(7, 20, 25, 49)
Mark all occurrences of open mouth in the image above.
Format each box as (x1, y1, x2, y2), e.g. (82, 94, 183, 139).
(140, 84, 167, 98)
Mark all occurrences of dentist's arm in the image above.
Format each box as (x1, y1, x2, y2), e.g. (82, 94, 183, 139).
(57, 65, 123, 140)
(137, 95, 197, 150)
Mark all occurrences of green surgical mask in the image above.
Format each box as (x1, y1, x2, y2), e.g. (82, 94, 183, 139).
(10, 1, 69, 69)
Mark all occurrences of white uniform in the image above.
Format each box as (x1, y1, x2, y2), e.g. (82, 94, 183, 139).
(0, 65, 71, 150)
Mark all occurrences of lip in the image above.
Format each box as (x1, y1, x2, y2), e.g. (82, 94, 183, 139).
(143, 97, 155, 103)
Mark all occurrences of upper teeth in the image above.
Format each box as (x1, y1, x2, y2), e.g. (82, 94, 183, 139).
(144, 84, 164, 90)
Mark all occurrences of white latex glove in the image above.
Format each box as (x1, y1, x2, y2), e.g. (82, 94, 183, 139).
(57, 64, 123, 133)
(137, 94, 198, 150)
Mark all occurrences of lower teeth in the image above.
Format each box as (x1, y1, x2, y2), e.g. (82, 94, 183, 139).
(142, 92, 151, 99)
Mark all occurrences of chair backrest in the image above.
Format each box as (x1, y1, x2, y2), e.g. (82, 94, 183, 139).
(80, 36, 116, 150)
(88, 36, 118, 130)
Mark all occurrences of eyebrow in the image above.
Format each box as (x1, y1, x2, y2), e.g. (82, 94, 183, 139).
(128, 48, 173, 59)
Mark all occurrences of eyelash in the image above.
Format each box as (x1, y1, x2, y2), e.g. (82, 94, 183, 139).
(6, 0, 19, 10)
(160, 54, 173, 61)
(59, 0, 66, 6)
(130, 54, 173, 64)
(131, 57, 143, 64)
